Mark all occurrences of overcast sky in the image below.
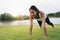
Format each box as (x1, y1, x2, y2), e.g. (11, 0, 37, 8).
(0, 0, 60, 16)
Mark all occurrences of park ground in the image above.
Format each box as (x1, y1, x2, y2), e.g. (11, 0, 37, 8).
(0, 24, 60, 40)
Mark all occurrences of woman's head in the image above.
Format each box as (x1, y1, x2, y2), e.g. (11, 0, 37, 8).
(29, 5, 39, 13)
(29, 5, 40, 16)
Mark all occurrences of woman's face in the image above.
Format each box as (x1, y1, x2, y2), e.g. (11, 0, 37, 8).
(29, 9, 36, 16)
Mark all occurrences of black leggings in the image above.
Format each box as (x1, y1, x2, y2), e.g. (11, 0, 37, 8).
(37, 17, 54, 28)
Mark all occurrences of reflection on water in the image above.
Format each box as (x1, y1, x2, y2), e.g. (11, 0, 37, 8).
(0, 18, 60, 26)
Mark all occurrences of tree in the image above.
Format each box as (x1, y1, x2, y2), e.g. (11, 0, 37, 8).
(55, 12, 60, 17)
(0, 13, 14, 21)
(47, 13, 55, 17)
(47, 11, 60, 17)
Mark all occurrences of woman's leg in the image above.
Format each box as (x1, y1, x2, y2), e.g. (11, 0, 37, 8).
(37, 20, 42, 28)
(46, 17, 54, 28)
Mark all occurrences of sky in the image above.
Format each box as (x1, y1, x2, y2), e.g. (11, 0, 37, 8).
(0, 0, 60, 16)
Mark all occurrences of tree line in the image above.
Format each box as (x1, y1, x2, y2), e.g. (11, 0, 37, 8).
(47, 12, 60, 17)
(0, 11, 60, 21)
(0, 13, 29, 21)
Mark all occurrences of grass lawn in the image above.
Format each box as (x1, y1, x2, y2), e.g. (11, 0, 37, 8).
(0, 24, 60, 40)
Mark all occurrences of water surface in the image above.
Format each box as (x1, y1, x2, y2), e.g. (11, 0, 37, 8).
(0, 18, 60, 26)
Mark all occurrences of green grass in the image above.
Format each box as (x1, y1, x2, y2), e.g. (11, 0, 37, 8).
(0, 24, 60, 40)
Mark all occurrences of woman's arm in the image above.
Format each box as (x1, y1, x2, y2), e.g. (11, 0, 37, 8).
(40, 11, 46, 27)
(29, 14, 33, 35)
(40, 11, 48, 37)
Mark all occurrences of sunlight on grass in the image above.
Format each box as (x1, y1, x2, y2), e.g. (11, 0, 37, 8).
(0, 24, 60, 40)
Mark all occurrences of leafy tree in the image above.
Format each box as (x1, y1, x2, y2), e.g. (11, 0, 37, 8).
(55, 12, 60, 17)
(47, 13, 55, 17)
(0, 13, 14, 21)
(47, 11, 60, 17)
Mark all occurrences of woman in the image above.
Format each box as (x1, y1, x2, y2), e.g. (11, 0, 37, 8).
(29, 5, 54, 37)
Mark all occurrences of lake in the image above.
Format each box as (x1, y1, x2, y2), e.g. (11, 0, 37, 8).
(0, 18, 60, 26)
